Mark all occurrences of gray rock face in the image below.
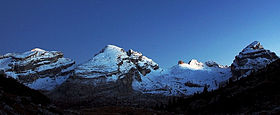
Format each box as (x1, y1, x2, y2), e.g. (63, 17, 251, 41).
(231, 41, 279, 80)
(127, 49, 159, 76)
(0, 48, 75, 90)
(205, 61, 225, 68)
(49, 45, 161, 107)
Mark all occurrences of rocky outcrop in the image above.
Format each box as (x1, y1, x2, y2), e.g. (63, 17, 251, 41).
(49, 45, 161, 107)
(178, 60, 184, 65)
(0, 48, 75, 90)
(127, 49, 159, 76)
(231, 41, 279, 80)
(205, 61, 225, 68)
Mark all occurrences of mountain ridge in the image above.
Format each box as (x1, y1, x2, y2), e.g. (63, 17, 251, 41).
(0, 48, 75, 90)
(0, 41, 279, 110)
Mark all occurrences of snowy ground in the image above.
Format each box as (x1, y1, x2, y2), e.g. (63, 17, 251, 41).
(133, 60, 232, 96)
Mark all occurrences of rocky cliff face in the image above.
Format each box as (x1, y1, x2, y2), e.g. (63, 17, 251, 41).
(231, 41, 279, 80)
(0, 48, 75, 90)
(49, 45, 161, 107)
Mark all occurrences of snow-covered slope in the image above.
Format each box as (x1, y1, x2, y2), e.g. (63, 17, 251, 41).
(59, 45, 230, 97)
(0, 48, 75, 90)
(133, 59, 231, 96)
(231, 41, 279, 80)
(74, 45, 159, 82)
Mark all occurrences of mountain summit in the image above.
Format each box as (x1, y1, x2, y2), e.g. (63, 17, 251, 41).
(231, 41, 279, 80)
(0, 48, 75, 90)
(75, 45, 159, 79)
(177, 59, 204, 70)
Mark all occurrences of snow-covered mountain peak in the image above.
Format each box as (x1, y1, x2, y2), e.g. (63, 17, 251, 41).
(104, 45, 125, 52)
(95, 44, 126, 57)
(188, 59, 204, 67)
(31, 48, 46, 52)
(58, 45, 161, 102)
(231, 41, 279, 80)
(76, 45, 129, 79)
(178, 59, 204, 70)
(242, 41, 264, 52)
(75, 45, 159, 79)
(0, 49, 75, 90)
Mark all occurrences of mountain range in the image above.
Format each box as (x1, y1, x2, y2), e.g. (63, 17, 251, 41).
(0, 41, 279, 114)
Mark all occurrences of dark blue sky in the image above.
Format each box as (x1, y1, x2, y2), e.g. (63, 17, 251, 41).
(0, 0, 279, 67)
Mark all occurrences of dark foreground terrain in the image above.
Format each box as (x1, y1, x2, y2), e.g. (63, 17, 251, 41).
(0, 74, 60, 114)
(1, 59, 280, 114)
(0, 74, 168, 115)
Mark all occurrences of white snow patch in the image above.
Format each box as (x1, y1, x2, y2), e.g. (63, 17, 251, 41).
(133, 62, 232, 96)
(76, 45, 127, 75)
(178, 59, 204, 70)
(31, 48, 46, 52)
(36, 58, 74, 72)
(5, 72, 18, 79)
(27, 75, 70, 90)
